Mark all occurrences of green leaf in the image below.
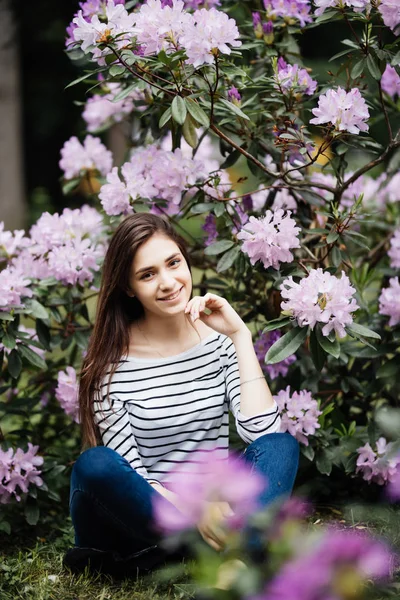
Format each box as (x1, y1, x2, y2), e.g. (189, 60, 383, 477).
(182, 115, 198, 149)
(18, 344, 47, 370)
(185, 98, 210, 128)
(0, 520, 11, 534)
(36, 319, 52, 352)
(2, 332, 16, 350)
(351, 58, 366, 80)
(216, 247, 240, 273)
(8, 349, 22, 379)
(347, 323, 380, 340)
(159, 107, 172, 128)
(219, 98, 250, 121)
(266, 327, 308, 365)
(262, 317, 292, 333)
(0, 313, 14, 321)
(191, 202, 217, 214)
(376, 358, 400, 379)
(220, 150, 241, 169)
(326, 231, 339, 244)
(25, 299, 49, 320)
(316, 450, 333, 476)
(24, 499, 40, 526)
(109, 64, 126, 77)
(171, 96, 187, 125)
(366, 54, 381, 80)
(316, 327, 340, 358)
(309, 329, 326, 372)
(112, 82, 140, 102)
(204, 240, 235, 256)
(62, 178, 80, 195)
(65, 69, 105, 89)
(302, 445, 315, 461)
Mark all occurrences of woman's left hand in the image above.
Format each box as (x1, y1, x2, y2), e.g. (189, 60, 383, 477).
(185, 293, 249, 339)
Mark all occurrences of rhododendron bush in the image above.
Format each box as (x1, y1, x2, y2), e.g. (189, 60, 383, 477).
(1, 0, 400, 551)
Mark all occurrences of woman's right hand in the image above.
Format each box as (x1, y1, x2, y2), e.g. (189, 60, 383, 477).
(197, 501, 234, 552)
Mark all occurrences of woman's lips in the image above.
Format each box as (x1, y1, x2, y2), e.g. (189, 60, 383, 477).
(158, 286, 183, 302)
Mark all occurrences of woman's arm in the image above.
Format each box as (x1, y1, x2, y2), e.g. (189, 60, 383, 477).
(229, 328, 275, 417)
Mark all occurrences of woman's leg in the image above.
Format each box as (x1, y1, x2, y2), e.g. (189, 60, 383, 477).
(242, 432, 299, 508)
(69, 445, 174, 556)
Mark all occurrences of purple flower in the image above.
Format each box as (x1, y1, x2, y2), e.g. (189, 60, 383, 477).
(153, 451, 265, 533)
(0, 444, 43, 504)
(381, 64, 400, 99)
(71, 0, 136, 65)
(252, 528, 392, 600)
(82, 83, 145, 132)
(180, 7, 242, 68)
(202, 215, 218, 246)
(99, 167, 133, 216)
(254, 330, 296, 380)
(0, 266, 32, 312)
(263, 0, 312, 27)
(280, 268, 359, 338)
(274, 386, 321, 446)
(56, 367, 80, 423)
(314, 0, 369, 17)
(230, 203, 249, 235)
(310, 87, 370, 135)
(356, 438, 400, 486)
(388, 229, 400, 268)
(227, 86, 241, 104)
(134, 0, 192, 56)
(379, 0, 400, 32)
(387, 463, 400, 501)
(0, 223, 30, 258)
(379, 277, 400, 327)
(59, 135, 113, 180)
(275, 58, 317, 97)
(237, 210, 301, 270)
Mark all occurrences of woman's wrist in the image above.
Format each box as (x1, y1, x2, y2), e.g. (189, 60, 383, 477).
(228, 325, 252, 344)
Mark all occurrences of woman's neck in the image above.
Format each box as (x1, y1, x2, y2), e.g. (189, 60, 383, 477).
(136, 312, 198, 346)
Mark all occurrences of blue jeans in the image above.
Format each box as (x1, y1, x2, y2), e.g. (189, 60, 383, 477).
(70, 433, 299, 557)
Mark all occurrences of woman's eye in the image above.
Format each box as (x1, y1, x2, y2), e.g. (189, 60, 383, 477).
(141, 272, 153, 280)
(170, 259, 180, 267)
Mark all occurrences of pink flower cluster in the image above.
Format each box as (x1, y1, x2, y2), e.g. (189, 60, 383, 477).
(10, 206, 105, 287)
(310, 170, 387, 210)
(83, 83, 145, 132)
(135, 0, 242, 68)
(263, 0, 312, 27)
(153, 451, 264, 532)
(66, 0, 126, 47)
(0, 444, 43, 504)
(71, 0, 136, 64)
(379, 277, 400, 327)
(388, 229, 400, 269)
(356, 438, 400, 485)
(381, 65, 400, 99)
(99, 144, 206, 216)
(274, 386, 321, 446)
(56, 367, 80, 423)
(237, 210, 301, 270)
(379, 0, 400, 32)
(59, 135, 113, 180)
(275, 58, 317, 97)
(0, 223, 30, 259)
(314, 0, 369, 17)
(253, 528, 392, 600)
(254, 330, 296, 380)
(310, 87, 369, 135)
(0, 265, 32, 312)
(280, 269, 359, 337)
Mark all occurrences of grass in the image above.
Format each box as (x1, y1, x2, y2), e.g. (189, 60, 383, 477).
(1, 506, 399, 600)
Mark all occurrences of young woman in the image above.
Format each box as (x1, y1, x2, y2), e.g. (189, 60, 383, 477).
(65, 212, 299, 575)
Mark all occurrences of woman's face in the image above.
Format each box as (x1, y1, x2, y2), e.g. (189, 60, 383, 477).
(129, 233, 192, 318)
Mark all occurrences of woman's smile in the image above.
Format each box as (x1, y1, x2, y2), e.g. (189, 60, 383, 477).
(158, 286, 184, 302)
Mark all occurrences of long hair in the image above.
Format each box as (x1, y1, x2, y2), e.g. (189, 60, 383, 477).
(79, 213, 192, 448)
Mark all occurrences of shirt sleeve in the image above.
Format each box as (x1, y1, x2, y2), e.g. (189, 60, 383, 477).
(221, 335, 281, 444)
(93, 394, 161, 486)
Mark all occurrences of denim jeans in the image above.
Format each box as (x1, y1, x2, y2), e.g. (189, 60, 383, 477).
(69, 433, 299, 557)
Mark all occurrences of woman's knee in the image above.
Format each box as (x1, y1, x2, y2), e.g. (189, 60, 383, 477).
(247, 432, 300, 461)
(72, 446, 121, 489)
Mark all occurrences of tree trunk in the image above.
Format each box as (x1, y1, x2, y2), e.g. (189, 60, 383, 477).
(0, 0, 26, 230)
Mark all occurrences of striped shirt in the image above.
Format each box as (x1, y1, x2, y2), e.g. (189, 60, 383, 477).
(94, 331, 281, 486)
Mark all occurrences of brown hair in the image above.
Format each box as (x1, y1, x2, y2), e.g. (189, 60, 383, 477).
(79, 212, 192, 448)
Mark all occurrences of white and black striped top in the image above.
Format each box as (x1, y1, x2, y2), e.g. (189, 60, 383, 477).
(94, 332, 281, 486)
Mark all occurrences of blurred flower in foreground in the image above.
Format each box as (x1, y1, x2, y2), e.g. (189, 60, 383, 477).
(59, 135, 113, 180)
(56, 367, 80, 423)
(378, 0, 400, 32)
(274, 386, 321, 446)
(310, 87, 369, 135)
(0, 444, 43, 504)
(153, 451, 264, 533)
(387, 463, 400, 501)
(254, 330, 296, 380)
(378, 277, 400, 327)
(388, 229, 400, 269)
(280, 269, 359, 337)
(252, 528, 392, 600)
(356, 438, 400, 485)
(314, 0, 369, 17)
